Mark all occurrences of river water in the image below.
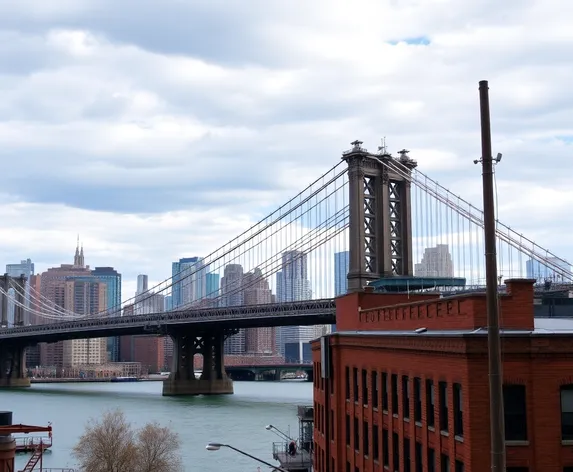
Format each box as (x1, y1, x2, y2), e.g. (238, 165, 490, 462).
(1, 380, 312, 471)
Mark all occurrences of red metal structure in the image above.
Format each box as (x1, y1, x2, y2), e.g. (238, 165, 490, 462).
(0, 416, 54, 472)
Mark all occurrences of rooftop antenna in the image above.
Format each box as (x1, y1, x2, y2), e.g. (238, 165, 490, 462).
(378, 137, 388, 155)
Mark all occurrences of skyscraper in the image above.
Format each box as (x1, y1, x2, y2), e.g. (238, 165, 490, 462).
(172, 257, 209, 308)
(414, 244, 454, 278)
(6, 258, 35, 326)
(62, 277, 108, 367)
(136, 274, 149, 294)
(243, 268, 275, 354)
(334, 251, 349, 296)
(133, 274, 164, 315)
(221, 264, 245, 354)
(275, 251, 316, 362)
(526, 257, 572, 281)
(92, 266, 122, 361)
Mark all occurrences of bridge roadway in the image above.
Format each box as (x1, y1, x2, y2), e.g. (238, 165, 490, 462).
(0, 299, 337, 344)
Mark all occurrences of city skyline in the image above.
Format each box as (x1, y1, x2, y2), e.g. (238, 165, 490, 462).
(0, 1, 571, 310)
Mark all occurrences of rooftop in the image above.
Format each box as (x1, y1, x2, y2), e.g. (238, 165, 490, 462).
(336, 317, 573, 338)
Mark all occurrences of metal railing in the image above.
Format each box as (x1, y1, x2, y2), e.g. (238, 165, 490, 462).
(0, 299, 336, 340)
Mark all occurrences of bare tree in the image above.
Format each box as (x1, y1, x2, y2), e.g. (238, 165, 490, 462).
(73, 409, 137, 472)
(73, 409, 183, 472)
(136, 421, 183, 472)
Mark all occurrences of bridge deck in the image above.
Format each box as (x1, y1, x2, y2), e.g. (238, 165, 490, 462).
(0, 299, 336, 344)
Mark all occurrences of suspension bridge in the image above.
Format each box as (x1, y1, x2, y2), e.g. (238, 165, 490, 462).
(0, 140, 571, 395)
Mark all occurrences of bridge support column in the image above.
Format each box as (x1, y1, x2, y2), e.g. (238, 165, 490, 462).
(0, 275, 8, 328)
(0, 344, 30, 388)
(163, 331, 233, 396)
(342, 141, 417, 291)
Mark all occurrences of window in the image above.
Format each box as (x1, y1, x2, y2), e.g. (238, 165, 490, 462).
(330, 410, 334, 439)
(354, 417, 359, 450)
(504, 384, 528, 441)
(415, 442, 422, 472)
(506, 468, 528, 472)
(391, 374, 398, 414)
(439, 381, 448, 432)
(372, 371, 379, 409)
(373, 425, 379, 460)
(362, 369, 368, 406)
(383, 429, 389, 467)
(345, 367, 350, 400)
(453, 383, 463, 437)
(428, 448, 436, 472)
(353, 368, 359, 402)
(404, 438, 411, 472)
(392, 432, 400, 472)
(414, 377, 422, 422)
(346, 414, 350, 446)
(403, 376, 410, 419)
(363, 421, 369, 456)
(346, 462, 350, 472)
(426, 379, 435, 428)
(441, 454, 450, 472)
(561, 385, 573, 440)
(382, 372, 389, 410)
(455, 461, 464, 472)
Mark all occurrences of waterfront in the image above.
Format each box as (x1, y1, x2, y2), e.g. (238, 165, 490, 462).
(1, 380, 312, 471)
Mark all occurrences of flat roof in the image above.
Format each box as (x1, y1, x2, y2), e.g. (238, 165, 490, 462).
(335, 317, 573, 338)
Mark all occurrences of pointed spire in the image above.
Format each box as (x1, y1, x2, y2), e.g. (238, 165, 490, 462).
(74, 235, 81, 266)
(79, 241, 85, 267)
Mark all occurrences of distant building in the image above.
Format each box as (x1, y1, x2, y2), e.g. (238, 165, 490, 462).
(136, 274, 148, 294)
(120, 335, 165, 373)
(243, 268, 275, 354)
(62, 277, 108, 367)
(92, 266, 122, 361)
(276, 251, 317, 363)
(526, 257, 572, 282)
(414, 244, 454, 278)
(221, 264, 245, 354)
(334, 251, 349, 297)
(172, 257, 209, 308)
(133, 274, 164, 315)
(5, 258, 35, 326)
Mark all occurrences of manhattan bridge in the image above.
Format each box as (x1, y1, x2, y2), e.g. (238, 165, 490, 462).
(0, 140, 571, 395)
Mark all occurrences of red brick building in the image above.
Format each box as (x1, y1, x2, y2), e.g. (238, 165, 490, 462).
(312, 279, 573, 471)
(119, 335, 165, 373)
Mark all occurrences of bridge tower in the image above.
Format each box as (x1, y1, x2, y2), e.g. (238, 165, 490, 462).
(162, 330, 233, 396)
(343, 140, 418, 292)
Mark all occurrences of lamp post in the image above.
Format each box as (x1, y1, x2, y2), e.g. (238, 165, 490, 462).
(206, 443, 289, 472)
(265, 424, 294, 442)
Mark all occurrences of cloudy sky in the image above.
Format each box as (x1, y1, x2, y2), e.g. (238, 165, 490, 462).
(1, 0, 572, 300)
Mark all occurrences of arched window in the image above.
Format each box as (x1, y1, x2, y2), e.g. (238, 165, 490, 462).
(560, 384, 573, 440)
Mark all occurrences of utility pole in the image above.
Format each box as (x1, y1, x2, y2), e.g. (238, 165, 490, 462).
(478, 80, 506, 471)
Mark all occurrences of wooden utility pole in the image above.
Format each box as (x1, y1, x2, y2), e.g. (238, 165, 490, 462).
(478, 80, 506, 471)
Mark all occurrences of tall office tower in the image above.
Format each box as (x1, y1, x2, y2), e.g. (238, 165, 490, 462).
(6, 258, 35, 326)
(25, 274, 42, 366)
(275, 251, 316, 362)
(62, 277, 108, 367)
(164, 296, 173, 312)
(206, 273, 220, 299)
(136, 274, 149, 294)
(414, 244, 454, 278)
(243, 268, 274, 354)
(133, 274, 164, 315)
(172, 257, 209, 308)
(526, 257, 572, 282)
(221, 264, 245, 354)
(334, 251, 349, 296)
(39, 241, 93, 367)
(92, 266, 122, 362)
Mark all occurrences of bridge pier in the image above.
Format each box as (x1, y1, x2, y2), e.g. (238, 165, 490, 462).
(163, 330, 233, 396)
(0, 344, 30, 388)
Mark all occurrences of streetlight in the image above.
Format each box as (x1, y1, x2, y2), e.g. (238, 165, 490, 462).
(206, 443, 289, 472)
(265, 424, 294, 442)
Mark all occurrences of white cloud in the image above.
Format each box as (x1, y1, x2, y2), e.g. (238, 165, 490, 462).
(0, 0, 572, 301)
